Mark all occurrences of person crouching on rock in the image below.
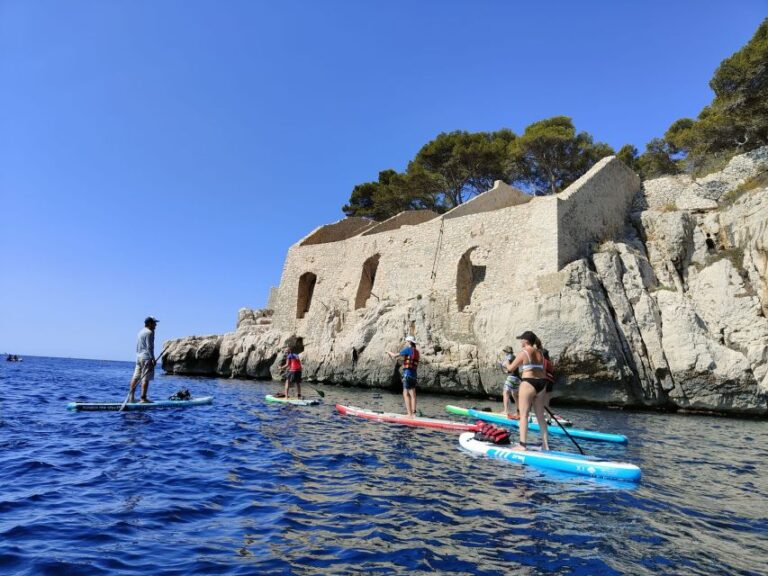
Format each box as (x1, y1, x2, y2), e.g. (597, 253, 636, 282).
(500, 345, 521, 419)
(387, 335, 420, 418)
(505, 331, 549, 451)
(281, 347, 303, 399)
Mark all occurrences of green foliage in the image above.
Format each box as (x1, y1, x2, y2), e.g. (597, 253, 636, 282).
(616, 144, 640, 172)
(342, 169, 441, 220)
(343, 130, 514, 220)
(343, 119, 613, 219)
(508, 117, 614, 195)
(409, 130, 515, 207)
(646, 18, 768, 176)
(637, 138, 680, 179)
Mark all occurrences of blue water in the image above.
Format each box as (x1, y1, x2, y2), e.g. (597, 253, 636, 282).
(1, 357, 766, 575)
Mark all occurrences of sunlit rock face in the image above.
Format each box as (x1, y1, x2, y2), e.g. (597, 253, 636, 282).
(163, 149, 768, 415)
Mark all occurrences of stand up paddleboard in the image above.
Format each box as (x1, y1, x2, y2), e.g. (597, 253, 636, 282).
(67, 396, 214, 411)
(337, 404, 479, 431)
(446, 405, 628, 444)
(459, 432, 641, 482)
(265, 394, 321, 406)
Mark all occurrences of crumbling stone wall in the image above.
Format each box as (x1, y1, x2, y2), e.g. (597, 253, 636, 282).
(269, 156, 640, 341)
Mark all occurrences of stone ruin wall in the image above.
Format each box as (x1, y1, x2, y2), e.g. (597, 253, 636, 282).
(268, 157, 640, 347)
(163, 148, 768, 414)
(557, 156, 643, 267)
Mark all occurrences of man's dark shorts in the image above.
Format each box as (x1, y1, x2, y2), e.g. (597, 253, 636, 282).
(403, 374, 417, 390)
(288, 371, 302, 385)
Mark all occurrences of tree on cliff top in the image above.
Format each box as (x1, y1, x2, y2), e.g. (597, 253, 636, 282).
(343, 130, 513, 220)
(508, 116, 614, 195)
(407, 130, 515, 208)
(342, 119, 614, 219)
(341, 169, 441, 221)
(638, 17, 768, 176)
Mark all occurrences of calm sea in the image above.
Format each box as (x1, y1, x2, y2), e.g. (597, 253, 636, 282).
(1, 356, 766, 575)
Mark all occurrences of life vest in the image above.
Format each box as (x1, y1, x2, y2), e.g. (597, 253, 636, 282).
(402, 348, 420, 371)
(287, 353, 302, 372)
(474, 422, 511, 445)
(543, 357, 555, 383)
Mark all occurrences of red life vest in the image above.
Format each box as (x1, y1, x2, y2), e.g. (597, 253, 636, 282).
(474, 422, 511, 444)
(287, 353, 302, 372)
(402, 348, 420, 371)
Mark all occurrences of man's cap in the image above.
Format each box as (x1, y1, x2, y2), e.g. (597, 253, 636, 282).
(405, 335, 417, 344)
(145, 316, 159, 324)
(502, 345, 514, 353)
(516, 330, 538, 343)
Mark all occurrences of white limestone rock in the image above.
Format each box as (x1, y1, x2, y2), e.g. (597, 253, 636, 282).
(655, 290, 765, 413)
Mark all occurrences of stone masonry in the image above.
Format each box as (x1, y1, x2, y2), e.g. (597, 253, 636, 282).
(162, 149, 768, 415)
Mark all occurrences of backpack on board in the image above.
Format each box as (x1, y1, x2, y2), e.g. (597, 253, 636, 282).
(169, 388, 192, 401)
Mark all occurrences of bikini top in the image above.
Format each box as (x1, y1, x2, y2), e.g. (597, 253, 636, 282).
(521, 349, 544, 372)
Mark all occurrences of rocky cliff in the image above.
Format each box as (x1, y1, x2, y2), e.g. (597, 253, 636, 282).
(163, 148, 768, 415)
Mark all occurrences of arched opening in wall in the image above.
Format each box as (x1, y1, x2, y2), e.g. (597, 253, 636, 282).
(354, 254, 380, 309)
(296, 272, 317, 319)
(456, 247, 486, 311)
(283, 336, 305, 354)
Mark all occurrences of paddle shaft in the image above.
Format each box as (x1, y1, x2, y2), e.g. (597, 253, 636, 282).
(279, 368, 324, 398)
(544, 405, 584, 455)
(119, 344, 169, 412)
(500, 361, 580, 453)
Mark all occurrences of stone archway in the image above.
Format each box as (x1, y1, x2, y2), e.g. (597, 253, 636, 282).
(296, 272, 317, 319)
(355, 254, 380, 309)
(456, 247, 486, 311)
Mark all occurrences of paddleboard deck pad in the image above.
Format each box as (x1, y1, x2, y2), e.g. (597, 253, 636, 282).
(265, 394, 321, 406)
(446, 405, 628, 444)
(459, 432, 641, 482)
(337, 404, 479, 431)
(67, 396, 214, 411)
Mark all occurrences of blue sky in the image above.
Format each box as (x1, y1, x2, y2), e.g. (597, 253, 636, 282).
(1, 1, 766, 360)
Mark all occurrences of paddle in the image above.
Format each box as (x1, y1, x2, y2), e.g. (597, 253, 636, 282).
(306, 385, 325, 398)
(544, 405, 584, 455)
(119, 344, 169, 412)
(279, 368, 325, 399)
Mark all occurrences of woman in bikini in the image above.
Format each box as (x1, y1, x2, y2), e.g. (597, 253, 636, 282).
(505, 330, 549, 451)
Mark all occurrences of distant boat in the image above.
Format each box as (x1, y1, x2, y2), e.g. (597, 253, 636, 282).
(5, 355, 22, 362)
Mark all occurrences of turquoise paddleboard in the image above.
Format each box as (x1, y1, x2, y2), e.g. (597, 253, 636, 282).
(67, 396, 214, 411)
(459, 432, 641, 482)
(446, 405, 628, 444)
(266, 394, 321, 406)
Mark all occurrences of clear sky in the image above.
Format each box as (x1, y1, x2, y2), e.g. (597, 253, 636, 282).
(1, 1, 766, 361)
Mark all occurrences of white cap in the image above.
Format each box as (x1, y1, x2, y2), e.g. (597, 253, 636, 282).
(405, 335, 417, 344)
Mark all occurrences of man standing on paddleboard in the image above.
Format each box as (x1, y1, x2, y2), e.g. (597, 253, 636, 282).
(500, 345, 521, 419)
(280, 346, 303, 399)
(387, 335, 420, 418)
(126, 316, 159, 404)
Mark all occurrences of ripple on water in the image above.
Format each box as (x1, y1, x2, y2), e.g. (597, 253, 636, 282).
(1, 357, 767, 575)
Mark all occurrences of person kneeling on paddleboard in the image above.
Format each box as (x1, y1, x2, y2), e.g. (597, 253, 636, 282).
(280, 347, 303, 399)
(505, 331, 549, 451)
(387, 335, 419, 418)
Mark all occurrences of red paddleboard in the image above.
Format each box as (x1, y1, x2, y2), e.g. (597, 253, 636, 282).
(336, 404, 479, 432)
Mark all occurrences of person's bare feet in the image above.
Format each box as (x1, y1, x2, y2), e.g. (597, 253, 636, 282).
(140, 398, 153, 404)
